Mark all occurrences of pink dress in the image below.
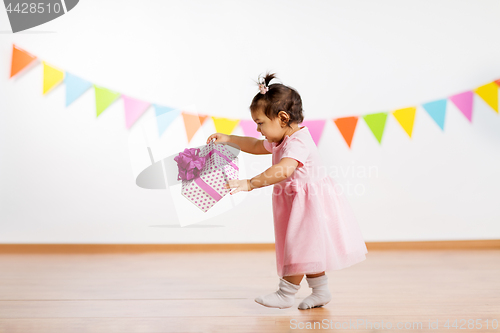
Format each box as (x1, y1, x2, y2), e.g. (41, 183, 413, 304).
(263, 126, 368, 277)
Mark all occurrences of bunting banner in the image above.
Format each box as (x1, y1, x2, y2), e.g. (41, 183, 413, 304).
(42, 61, 64, 95)
(8, 43, 500, 149)
(94, 84, 120, 117)
(10, 44, 37, 78)
(363, 112, 388, 144)
(392, 107, 416, 138)
(334, 116, 358, 148)
(212, 116, 240, 137)
(422, 99, 447, 130)
(450, 91, 474, 123)
(123, 95, 151, 129)
(154, 105, 181, 137)
(301, 119, 326, 146)
(182, 112, 208, 143)
(65, 72, 92, 107)
(474, 82, 498, 113)
(239, 119, 261, 138)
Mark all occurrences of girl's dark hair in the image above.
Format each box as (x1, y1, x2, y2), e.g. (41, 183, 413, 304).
(249, 72, 304, 128)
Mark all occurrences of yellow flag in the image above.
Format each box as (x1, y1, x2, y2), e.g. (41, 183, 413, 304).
(212, 116, 240, 135)
(474, 82, 498, 113)
(42, 61, 64, 95)
(392, 107, 416, 138)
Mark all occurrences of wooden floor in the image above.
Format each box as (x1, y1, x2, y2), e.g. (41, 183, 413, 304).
(0, 249, 499, 333)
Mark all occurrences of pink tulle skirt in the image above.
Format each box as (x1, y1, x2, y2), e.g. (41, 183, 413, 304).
(272, 175, 368, 277)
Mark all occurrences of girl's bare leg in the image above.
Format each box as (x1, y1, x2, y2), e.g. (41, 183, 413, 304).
(306, 271, 325, 278)
(283, 274, 304, 285)
(284, 271, 325, 285)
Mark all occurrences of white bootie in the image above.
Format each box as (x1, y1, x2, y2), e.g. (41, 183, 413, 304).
(255, 278, 301, 309)
(298, 274, 332, 310)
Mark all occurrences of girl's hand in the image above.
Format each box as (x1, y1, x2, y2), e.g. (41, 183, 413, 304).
(224, 179, 253, 195)
(206, 133, 230, 145)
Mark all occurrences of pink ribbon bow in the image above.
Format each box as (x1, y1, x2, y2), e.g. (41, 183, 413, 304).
(259, 83, 269, 94)
(174, 147, 208, 181)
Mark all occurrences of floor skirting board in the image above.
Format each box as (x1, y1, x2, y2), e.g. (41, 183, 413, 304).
(0, 239, 499, 253)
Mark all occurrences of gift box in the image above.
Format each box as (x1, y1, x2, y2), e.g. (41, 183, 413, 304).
(174, 142, 239, 213)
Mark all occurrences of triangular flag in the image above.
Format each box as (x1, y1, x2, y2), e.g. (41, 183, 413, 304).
(239, 120, 262, 138)
(474, 82, 498, 113)
(64, 72, 92, 107)
(392, 107, 416, 138)
(212, 117, 240, 135)
(42, 61, 64, 95)
(362, 112, 388, 144)
(449, 91, 473, 122)
(154, 105, 181, 137)
(93, 85, 121, 117)
(422, 99, 447, 131)
(182, 112, 208, 143)
(494, 79, 500, 87)
(333, 116, 358, 148)
(301, 119, 326, 146)
(199, 115, 208, 125)
(10, 44, 37, 78)
(122, 95, 151, 129)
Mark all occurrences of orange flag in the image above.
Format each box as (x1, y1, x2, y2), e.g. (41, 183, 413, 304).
(182, 112, 208, 143)
(10, 44, 37, 78)
(333, 116, 358, 148)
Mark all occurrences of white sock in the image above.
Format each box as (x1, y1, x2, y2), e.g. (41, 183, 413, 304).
(298, 274, 332, 310)
(255, 278, 301, 309)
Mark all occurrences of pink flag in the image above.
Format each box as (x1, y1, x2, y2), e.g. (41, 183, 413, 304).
(123, 95, 151, 129)
(301, 119, 326, 146)
(449, 91, 473, 122)
(239, 120, 262, 138)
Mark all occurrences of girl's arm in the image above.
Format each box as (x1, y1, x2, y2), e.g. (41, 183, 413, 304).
(224, 157, 298, 194)
(227, 135, 270, 155)
(248, 158, 298, 189)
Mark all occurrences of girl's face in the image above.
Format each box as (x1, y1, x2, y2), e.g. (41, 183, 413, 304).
(251, 108, 285, 144)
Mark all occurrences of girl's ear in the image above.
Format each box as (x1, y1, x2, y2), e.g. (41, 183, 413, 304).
(278, 111, 290, 126)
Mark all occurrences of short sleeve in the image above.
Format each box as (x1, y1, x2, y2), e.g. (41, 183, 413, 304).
(263, 139, 273, 153)
(280, 137, 309, 168)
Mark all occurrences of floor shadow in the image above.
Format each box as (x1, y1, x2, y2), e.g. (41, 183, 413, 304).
(0, 31, 57, 34)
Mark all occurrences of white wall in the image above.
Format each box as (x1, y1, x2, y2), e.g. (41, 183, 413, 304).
(1, 0, 499, 243)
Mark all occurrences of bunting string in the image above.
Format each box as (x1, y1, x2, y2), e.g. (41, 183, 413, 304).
(8, 44, 500, 149)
